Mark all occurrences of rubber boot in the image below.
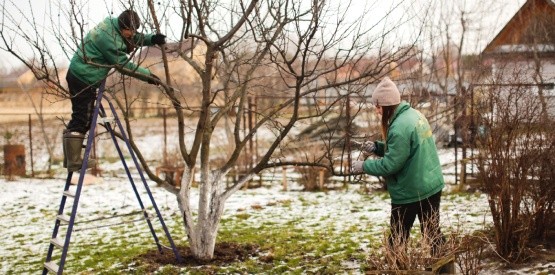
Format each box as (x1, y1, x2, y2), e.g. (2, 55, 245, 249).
(63, 131, 96, 172)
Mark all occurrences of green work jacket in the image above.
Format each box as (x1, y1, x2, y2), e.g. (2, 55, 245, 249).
(362, 101, 445, 204)
(68, 17, 155, 86)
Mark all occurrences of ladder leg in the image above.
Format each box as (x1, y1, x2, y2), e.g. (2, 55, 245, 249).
(99, 104, 164, 251)
(103, 97, 182, 262)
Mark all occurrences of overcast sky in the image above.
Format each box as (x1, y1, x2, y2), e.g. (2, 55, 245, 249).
(0, 0, 526, 73)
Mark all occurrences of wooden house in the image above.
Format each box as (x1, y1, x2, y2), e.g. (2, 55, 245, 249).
(481, 0, 555, 117)
(482, 0, 555, 83)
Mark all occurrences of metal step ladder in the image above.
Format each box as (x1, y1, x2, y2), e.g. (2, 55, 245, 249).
(42, 81, 182, 274)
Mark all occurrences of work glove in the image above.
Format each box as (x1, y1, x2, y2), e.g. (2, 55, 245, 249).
(351, 160, 365, 174)
(147, 73, 161, 85)
(151, 34, 166, 45)
(351, 140, 376, 155)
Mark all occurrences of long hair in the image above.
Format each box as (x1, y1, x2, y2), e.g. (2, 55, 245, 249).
(380, 104, 399, 143)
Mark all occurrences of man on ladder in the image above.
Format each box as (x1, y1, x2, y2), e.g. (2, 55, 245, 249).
(43, 9, 180, 274)
(64, 9, 166, 171)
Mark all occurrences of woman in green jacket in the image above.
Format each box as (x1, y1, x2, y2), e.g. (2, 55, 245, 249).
(352, 77, 445, 255)
(63, 9, 166, 171)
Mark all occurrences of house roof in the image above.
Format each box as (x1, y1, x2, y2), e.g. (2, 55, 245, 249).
(482, 0, 555, 56)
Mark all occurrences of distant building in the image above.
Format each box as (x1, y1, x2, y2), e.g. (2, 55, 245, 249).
(482, 0, 555, 80)
(481, 0, 555, 117)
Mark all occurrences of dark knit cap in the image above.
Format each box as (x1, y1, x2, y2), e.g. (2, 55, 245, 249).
(118, 10, 141, 30)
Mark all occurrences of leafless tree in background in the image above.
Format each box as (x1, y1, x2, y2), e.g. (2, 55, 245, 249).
(418, 1, 508, 185)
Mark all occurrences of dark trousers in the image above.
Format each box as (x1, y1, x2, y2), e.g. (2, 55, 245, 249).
(66, 71, 98, 134)
(388, 191, 444, 256)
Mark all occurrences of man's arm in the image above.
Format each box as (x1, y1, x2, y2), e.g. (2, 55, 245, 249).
(133, 33, 165, 47)
(96, 35, 152, 81)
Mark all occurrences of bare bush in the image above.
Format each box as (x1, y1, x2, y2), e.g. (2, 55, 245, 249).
(454, 233, 487, 275)
(474, 75, 555, 262)
(366, 211, 456, 273)
(294, 166, 330, 191)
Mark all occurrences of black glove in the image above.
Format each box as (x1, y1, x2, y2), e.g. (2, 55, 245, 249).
(147, 73, 161, 85)
(151, 34, 166, 45)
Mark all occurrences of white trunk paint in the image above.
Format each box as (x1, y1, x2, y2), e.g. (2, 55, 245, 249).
(177, 168, 240, 260)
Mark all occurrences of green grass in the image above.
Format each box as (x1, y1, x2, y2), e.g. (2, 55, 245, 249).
(40, 211, 374, 274)
(215, 223, 366, 273)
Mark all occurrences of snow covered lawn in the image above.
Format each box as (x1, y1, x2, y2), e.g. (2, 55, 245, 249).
(0, 174, 496, 274)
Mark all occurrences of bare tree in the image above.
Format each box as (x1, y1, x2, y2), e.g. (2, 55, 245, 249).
(418, 0, 511, 186)
(1, 0, 426, 260)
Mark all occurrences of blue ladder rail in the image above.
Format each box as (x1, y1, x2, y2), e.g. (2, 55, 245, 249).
(42, 80, 182, 274)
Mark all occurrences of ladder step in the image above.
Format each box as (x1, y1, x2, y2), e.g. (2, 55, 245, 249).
(99, 116, 115, 124)
(51, 237, 65, 249)
(44, 261, 59, 273)
(63, 190, 75, 198)
(160, 244, 173, 251)
(57, 214, 70, 224)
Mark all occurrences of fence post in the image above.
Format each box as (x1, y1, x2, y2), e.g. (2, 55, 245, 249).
(28, 114, 34, 177)
(346, 94, 351, 185)
(282, 167, 287, 191)
(318, 168, 324, 189)
(163, 108, 167, 164)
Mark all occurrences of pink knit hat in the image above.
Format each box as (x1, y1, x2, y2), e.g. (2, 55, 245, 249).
(372, 77, 400, 106)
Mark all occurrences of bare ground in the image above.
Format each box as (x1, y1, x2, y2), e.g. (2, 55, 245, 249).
(134, 242, 262, 273)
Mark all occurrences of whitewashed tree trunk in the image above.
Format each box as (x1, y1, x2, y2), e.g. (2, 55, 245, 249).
(190, 171, 222, 260)
(177, 168, 250, 260)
